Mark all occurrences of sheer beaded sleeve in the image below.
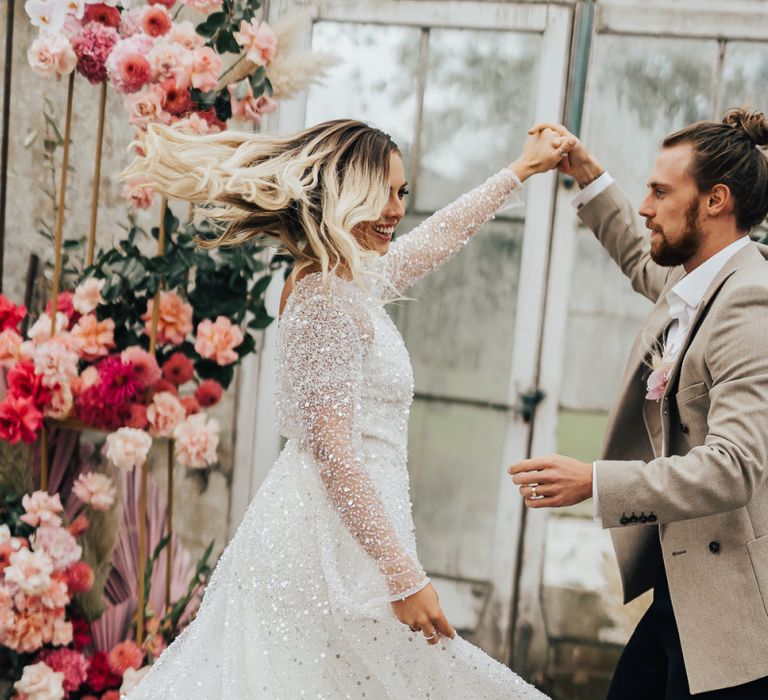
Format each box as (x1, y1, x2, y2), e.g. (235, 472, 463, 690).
(281, 286, 430, 600)
(384, 168, 523, 292)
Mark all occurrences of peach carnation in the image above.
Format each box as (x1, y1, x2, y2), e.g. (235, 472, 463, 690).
(173, 413, 219, 469)
(194, 316, 243, 366)
(0, 328, 23, 368)
(107, 640, 143, 676)
(31, 525, 82, 572)
(13, 661, 65, 700)
(4, 548, 54, 596)
(72, 471, 116, 511)
(142, 291, 193, 346)
(105, 427, 152, 471)
(20, 492, 63, 528)
(70, 314, 115, 361)
(147, 391, 185, 438)
(72, 277, 106, 315)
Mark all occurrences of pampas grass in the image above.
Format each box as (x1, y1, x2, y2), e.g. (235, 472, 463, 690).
(0, 441, 33, 501)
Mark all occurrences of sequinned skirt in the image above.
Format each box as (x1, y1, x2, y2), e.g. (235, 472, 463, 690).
(125, 440, 548, 699)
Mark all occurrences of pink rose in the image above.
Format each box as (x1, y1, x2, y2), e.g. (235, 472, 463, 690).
(32, 336, 80, 387)
(122, 179, 155, 209)
(105, 427, 152, 470)
(0, 328, 23, 368)
(28, 312, 70, 343)
(147, 391, 185, 437)
(124, 84, 172, 130)
(141, 5, 172, 37)
(106, 35, 154, 93)
(227, 82, 277, 125)
(183, 111, 222, 135)
(72, 277, 106, 314)
(194, 316, 244, 365)
(20, 492, 63, 528)
(70, 314, 115, 361)
(31, 526, 81, 572)
(190, 47, 221, 92)
(173, 412, 219, 468)
(160, 78, 191, 116)
(72, 471, 116, 511)
(5, 548, 54, 596)
(28, 33, 77, 79)
(181, 0, 223, 13)
(167, 20, 204, 50)
(233, 19, 277, 66)
(13, 662, 65, 700)
(147, 39, 193, 88)
(141, 290, 193, 346)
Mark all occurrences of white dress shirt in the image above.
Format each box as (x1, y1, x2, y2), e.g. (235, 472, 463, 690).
(571, 173, 751, 523)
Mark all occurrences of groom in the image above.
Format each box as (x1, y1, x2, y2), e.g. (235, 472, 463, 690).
(509, 109, 768, 698)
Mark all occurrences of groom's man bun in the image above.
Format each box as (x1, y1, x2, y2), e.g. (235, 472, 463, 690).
(663, 106, 768, 232)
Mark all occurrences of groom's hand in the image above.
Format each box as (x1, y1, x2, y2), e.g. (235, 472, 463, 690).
(508, 454, 593, 508)
(527, 123, 604, 188)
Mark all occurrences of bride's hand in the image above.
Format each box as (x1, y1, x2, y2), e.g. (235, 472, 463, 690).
(390, 583, 456, 645)
(509, 128, 576, 182)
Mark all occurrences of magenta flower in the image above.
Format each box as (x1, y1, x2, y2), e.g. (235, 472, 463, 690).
(72, 21, 119, 84)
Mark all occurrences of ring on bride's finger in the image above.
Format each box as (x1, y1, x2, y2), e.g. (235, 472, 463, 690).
(559, 149, 567, 158)
(424, 633, 438, 640)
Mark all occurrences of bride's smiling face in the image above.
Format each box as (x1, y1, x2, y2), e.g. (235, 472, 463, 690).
(354, 152, 408, 256)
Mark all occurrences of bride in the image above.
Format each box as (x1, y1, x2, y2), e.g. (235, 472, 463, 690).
(122, 118, 571, 698)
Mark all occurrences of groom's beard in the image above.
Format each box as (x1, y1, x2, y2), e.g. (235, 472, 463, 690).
(648, 198, 701, 267)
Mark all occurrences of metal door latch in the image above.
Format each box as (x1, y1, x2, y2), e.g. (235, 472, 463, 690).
(518, 389, 545, 423)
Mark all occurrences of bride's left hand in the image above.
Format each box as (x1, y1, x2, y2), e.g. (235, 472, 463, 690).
(509, 128, 576, 182)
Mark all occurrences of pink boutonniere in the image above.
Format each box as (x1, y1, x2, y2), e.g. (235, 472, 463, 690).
(645, 343, 674, 401)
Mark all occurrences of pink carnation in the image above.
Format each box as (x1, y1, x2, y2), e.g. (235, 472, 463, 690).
(37, 647, 90, 694)
(173, 413, 219, 468)
(190, 47, 221, 92)
(181, 0, 223, 13)
(142, 291, 193, 346)
(20, 491, 63, 528)
(70, 314, 115, 361)
(147, 391, 185, 437)
(28, 33, 77, 79)
(121, 346, 162, 387)
(194, 316, 243, 365)
(167, 20, 204, 50)
(108, 640, 143, 676)
(28, 312, 70, 343)
(105, 428, 152, 471)
(228, 81, 277, 126)
(141, 5, 172, 37)
(31, 525, 82, 572)
(0, 328, 23, 368)
(72, 21, 119, 84)
(233, 19, 277, 66)
(4, 548, 54, 595)
(32, 336, 80, 387)
(72, 471, 116, 511)
(72, 277, 106, 315)
(13, 662, 65, 700)
(122, 179, 155, 209)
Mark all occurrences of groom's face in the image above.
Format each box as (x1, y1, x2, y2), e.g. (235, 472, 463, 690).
(639, 143, 703, 267)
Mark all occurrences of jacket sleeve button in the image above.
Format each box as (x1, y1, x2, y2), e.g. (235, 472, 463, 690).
(639, 512, 648, 523)
(629, 513, 638, 523)
(648, 513, 657, 522)
(680, 424, 689, 434)
(620, 514, 629, 525)
(709, 541, 721, 554)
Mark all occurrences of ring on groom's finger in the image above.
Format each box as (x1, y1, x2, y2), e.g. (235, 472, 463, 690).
(531, 485, 539, 499)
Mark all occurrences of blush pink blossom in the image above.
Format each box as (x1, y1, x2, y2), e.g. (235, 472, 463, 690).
(0, 328, 23, 368)
(233, 19, 277, 66)
(105, 427, 152, 470)
(72, 20, 119, 84)
(37, 648, 89, 695)
(44, 382, 73, 420)
(190, 47, 221, 92)
(51, 617, 73, 647)
(72, 471, 116, 511)
(124, 84, 172, 130)
(167, 20, 204, 50)
(183, 111, 222, 135)
(141, 290, 193, 346)
(39, 576, 69, 609)
(118, 6, 143, 37)
(121, 346, 162, 387)
(5, 548, 54, 596)
(122, 180, 155, 209)
(28, 312, 70, 343)
(106, 35, 154, 93)
(181, 0, 223, 13)
(147, 391, 185, 437)
(31, 526, 81, 572)
(70, 315, 115, 361)
(147, 39, 194, 88)
(141, 5, 172, 37)
(32, 336, 80, 387)
(13, 661, 65, 700)
(173, 413, 219, 468)
(194, 316, 244, 365)
(28, 33, 77, 79)
(71, 365, 99, 396)
(72, 277, 106, 314)
(227, 82, 277, 125)
(20, 492, 63, 528)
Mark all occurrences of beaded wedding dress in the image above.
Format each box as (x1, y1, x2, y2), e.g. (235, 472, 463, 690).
(126, 169, 548, 699)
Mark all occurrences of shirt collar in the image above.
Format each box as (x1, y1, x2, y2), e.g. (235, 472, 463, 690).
(666, 236, 751, 314)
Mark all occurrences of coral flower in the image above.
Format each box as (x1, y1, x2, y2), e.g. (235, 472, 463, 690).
(7, 360, 53, 408)
(162, 352, 194, 386)
(108, 640, 143, 676)
(194, 316, 243, 366)
(124, 403, 149, 429)
(0, 294, 27, 331)
(160, 78, 191, 115)
(194, 379, 223, 408)
(141, 5, 172, 37)
(83, 3, 121, 29)
(65, 560, 95, 594)
(142, 291, 193, 346)
(20, 491, 63, 528)
(179, 395, 200, 415)
(147, 391, 185, 438)
(70, 315, 116, 361)
(72, 471, 116, 511)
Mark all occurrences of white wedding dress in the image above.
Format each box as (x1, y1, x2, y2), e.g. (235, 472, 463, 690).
(126, 169, 548, 699)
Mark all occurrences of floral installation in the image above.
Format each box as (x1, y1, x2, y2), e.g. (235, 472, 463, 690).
(23, 0, 335, 206)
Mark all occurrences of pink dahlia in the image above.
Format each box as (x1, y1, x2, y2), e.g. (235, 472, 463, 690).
(73, 21, 119, 84)
(0, 294, 27, 331)
(193, 379, 223, 408)
(37, 647, 90, 694)
(161, 351, 194, 386)
(97, 356, 143, 406)
(107, 640, 143, 676)
(75, 385, 121, 431)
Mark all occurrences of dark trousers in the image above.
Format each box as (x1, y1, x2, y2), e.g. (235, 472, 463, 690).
(606, 563, 768, 699)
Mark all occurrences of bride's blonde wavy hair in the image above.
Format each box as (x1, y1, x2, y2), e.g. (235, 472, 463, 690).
(122, 119, 399, 288)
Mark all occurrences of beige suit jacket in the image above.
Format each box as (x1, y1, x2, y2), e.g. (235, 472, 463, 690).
(578, 182, 768, 694)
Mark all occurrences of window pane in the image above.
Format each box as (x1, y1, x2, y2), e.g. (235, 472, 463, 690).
(391, 216, 524, 405)
(721, 42, 768, 114)
(415, 28, 540, 212)
(306, 22, 422, 168)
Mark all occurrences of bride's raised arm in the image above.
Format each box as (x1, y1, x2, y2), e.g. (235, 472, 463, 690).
(281, 287, 429, 600)
(383, 129, 573, 293)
